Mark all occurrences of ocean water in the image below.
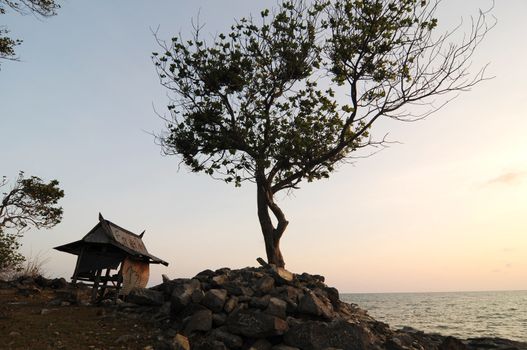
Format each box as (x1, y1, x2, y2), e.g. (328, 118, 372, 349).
(341, 290, 527, 342)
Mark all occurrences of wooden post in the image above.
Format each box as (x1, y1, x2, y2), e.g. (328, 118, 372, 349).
(91, 269, 102, 303)
(71, 246, 85, 284)
(99, 268, 111, 299)
(115, 261, 124, 300)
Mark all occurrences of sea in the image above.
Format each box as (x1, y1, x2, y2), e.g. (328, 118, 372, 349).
(341, 290, 527, 342)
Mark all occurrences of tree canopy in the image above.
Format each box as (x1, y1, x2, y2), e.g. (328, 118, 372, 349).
(0, 0, 59, 66)
(153, 0, 492, 267)
(0, 171, 64, 272)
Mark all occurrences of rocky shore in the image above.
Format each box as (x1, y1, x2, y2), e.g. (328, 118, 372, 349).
(125, 263, 526, 350)
(2, 266, 526, 350)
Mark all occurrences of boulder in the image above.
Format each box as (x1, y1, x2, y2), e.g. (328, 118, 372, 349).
(212, 274, 228, 286)
(191, 288, 205, 303)
(212, 312, 227, 327)
(384, 337, 408, 350)
(227, 309, 289, 338)
(324, 287, 340, 307)
(171, 284, 195, 315)
(34, 275, 53, 288)
(179, 303, 209, 321)
(250, 295, 271, 310)
(211, 328, 243, 349)
(284, 320, 375, 350)
(466, 338, 527, 350)
(215, 267, 232, 275)
(50, 277, 68, 289)
(439, 336, 468, 350)
(298, 291, 334, 319)
(185, 309, 213, 334)
(265, 297, 287, 319)
(195, 269, 215, 280)
(128, 288, 164, 306)
(223, 283, 255, 297)
(224, 296, 238, 314)
(159, 278, 191, 297)
(202, 289, 228, 313)
(222, 282, 245, 296)
(256, 276, 275, 294)
(280, 286, 304, 303)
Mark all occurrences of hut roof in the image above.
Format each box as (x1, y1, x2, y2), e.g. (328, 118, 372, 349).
(54, 213, 168, 266)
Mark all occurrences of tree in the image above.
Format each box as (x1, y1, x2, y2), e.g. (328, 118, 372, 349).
(0, 171, 64, 272)
(0, 0, 59, 65)
(153, 0, 492, 267)
(0, 229, 24, 273)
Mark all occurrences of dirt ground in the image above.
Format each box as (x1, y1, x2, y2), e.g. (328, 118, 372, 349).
(0, 288, 160, 350)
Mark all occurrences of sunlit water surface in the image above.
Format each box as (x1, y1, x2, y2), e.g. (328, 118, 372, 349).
(341, 290, 527, 342)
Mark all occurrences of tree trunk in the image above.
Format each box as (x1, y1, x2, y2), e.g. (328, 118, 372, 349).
(256, 179, 288, 268)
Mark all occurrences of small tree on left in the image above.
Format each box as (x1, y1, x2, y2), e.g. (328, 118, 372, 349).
(0, 171, 64, 274)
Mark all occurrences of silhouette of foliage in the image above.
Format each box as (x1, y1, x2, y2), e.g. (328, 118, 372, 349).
(0, 0, 60, 66)
(0, 171, 64, 272)
(154, 0, 492, 267)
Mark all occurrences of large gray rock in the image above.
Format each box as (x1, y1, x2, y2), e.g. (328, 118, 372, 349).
(223, 283, 255, 297)
(284, 320, 375, 350)
(280, 286, 304, 303)
(256, 276, 275, 294)
(191, 288, 205, 303)
(171, 280, 202, 315)
(224, 296, 238, 314)
(212, 274, 228, 286)
(171, 288, 192, 315)
(227, 309, 289, 338)
(157, 278, 191, 296)
(439, 337, 469, 350)
(185, 309, 213, 334)
(212, 312, 227, 327)
(265, 297, 287, 319)
(466, 338, 527, 350)
(250, 295, 271, 310)
(298, 290, 334, 319)
(127, 288, 164, 306)
(195, 269, 215, 282)
(51, 277, 68, 289)
(211, 329, 243, 349)
(324, 287, 340, 307)
(202, 289, 228, 313)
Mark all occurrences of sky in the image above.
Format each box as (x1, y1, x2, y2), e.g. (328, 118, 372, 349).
(0, 0, 525, 293)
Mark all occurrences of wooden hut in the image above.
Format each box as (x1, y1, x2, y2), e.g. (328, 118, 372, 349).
(54, 213, 168, 301)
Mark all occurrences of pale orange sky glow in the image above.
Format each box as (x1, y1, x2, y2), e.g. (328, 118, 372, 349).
(1, 0, 526, 293)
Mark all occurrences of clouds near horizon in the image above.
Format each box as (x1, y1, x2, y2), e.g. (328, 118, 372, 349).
(485, 171, 526, 186)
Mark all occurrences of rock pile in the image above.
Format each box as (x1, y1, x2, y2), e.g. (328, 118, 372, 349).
(117, 264, 527, 350)
(3, 269, 526, 349)
(0, 275, 91, 305)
